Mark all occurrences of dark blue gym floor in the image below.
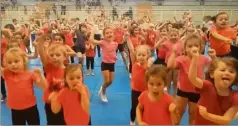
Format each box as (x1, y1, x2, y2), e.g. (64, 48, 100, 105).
(1, 47, 238, 125)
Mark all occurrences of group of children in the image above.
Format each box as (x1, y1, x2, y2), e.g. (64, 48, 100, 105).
(1, 10, 238, 125)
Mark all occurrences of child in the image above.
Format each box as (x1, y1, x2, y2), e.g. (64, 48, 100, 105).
(89, 27, 118, 102)
(136, 65, 179, 125)
(210, 12, 237, 57)
(153, 26, 168, 65)
(85, 40, 96, 76)
(129, 45, 152, 125)
(167, 34, 212, 124)
(189, 52, 238, 125)
(1, 48, 46, 125)
(37, 35, 67, 125)
(50, 64, 91, 125)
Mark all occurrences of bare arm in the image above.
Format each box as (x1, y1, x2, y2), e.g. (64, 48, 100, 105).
(201, 106, 238, 125)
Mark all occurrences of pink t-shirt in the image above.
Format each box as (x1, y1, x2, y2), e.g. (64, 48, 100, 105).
(195, 80, 238, 125)
(138, 91, 173, 125)
(100, 40, 118, 63)
(3, 69, 37, 110)
(162, 40, 183, 63)
(175, 55, 211, 93)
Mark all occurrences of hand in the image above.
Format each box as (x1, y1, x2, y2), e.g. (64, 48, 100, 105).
(33, 68, 42, 75)
(48, 91, 57, 101)
(199, 105, 208, 118)
(74, 84, 85, 94)
(77, 52, 83, 58)
(32, 42, 37, 47)
(207, 48, 216, 58)
(138, 121, 148, 126)
(225, 38, 232, 45)
(190, 47, 199, 57)
(169, 103, 176, 113)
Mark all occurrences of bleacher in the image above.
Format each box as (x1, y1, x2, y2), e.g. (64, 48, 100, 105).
(1, 0, 238, 26)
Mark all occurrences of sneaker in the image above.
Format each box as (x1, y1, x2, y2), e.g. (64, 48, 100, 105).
(129, 74, 132, 79)
(130, 121, 135, 126)
(98, 86, 108, 102)
(100, 93, 108, 102)
(86, 70, 90, 76)
(1, 96, 6, 102)
(91, 72, 95, 76)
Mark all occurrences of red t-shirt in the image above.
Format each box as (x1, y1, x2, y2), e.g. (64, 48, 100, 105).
(210, 25, 236, 56)
(130, 35, 142, 49)
(131, 63, 147, 92)
(194, 80, 238, 125)
(3, 69, 38, 110)
(85, 41, 95, 57)
(139, 91, 173, 125)
(58, 87, 90, 125)
(114, 29, 124, 44)
(146, 30, 157, 49)
(43, 62, 65, 103)
(64, 33, 74, 47)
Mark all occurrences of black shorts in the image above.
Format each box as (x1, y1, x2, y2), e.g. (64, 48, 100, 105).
(101, 62, 115, 72)
(177, 89, 200, 103)
(74, 46, 86, 54)
(117, 44, 124, 52)
(153, 57, 166, 66)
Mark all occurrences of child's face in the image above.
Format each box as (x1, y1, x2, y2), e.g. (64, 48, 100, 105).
(5, 53, 24, 73)
(147, 76, 165, 97)
(168, 24, 173, 30)
(14, 35, 23, 43)
(66, 69, 83, 90)
(160, 29, 168, 36)
(216, 14, 228, 28)
(136, 48, 148, 63)
(104, 28, 113, 40)
(53, 36, 64, 44)
(169, 32, 179, 42)
(134, 28, 139, 35)
(48, 48, 65, 64)
(212, 61, 237, 89)
(185, 39, 200, 56)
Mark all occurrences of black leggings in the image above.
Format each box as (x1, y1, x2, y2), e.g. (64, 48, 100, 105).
(94, 34, 101, 57)
(45, 103, 66, 125)
(86, 57, 94, 70)
(11, 105, 40, 125)
(130, 90, 142, 122)
(1, 76, 6, 97)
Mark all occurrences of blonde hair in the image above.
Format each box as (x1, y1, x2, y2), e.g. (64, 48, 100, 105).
(183, 33, 203, 55)
(3, 48, 29, 69)
(6, 42, 20, 50)
(134, 44, 151, 60)
(47, 44, 67, 57)
(169, 28, 179, 35)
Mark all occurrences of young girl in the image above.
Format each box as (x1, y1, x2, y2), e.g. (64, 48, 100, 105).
(85, 39, 96, 76)
(210, 12, 237, 57)
(89, 27, 118, 102)
(129, 45, 152, 125)
(6, 39, 38, 59)
(189, 51, 238, 125)
(136, 65, 179, 125)
(50, 64, 90, 125)
(157, 28, 183, 96)
(1, 48, 46, 125)
(127, 26, 145, 78)
(167, 34, 213, 124)
(61, 26, 75, 63)
(37, 35, 67, 125)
